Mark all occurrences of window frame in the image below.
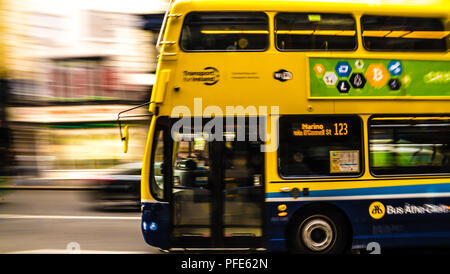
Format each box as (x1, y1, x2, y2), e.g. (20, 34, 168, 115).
(277, 114, 365, 180)
(368, 114, 450, 178)
(360, 15, 448, 52)
(179, 11, 270, 52)
(274, 12, 358, 52)
(149, 116, 171, 202)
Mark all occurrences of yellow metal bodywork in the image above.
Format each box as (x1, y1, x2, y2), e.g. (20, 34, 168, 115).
(141, 0, 450, 202)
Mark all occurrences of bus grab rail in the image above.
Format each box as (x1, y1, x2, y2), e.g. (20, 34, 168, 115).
(156, 0, 175, 53)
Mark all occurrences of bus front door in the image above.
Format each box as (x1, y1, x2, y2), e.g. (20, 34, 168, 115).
(170, 120, 264, 248)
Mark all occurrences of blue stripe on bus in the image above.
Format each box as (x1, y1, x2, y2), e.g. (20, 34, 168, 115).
(266, 183, 450, 199)
(354, 232, 450, 239)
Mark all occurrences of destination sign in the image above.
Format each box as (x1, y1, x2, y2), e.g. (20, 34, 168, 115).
(292, 122, 349, 137)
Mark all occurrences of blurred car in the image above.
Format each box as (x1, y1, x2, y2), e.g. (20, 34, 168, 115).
(85, 162, 142, 210)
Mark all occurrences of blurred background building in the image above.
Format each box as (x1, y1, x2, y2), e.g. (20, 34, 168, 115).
(1, 0, 169, 186)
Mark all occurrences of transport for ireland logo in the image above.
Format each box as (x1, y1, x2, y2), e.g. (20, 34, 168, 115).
(183, 67, 220, 85)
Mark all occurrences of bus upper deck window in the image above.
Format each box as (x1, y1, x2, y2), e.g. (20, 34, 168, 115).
(361, 15, 448, 51)
(275, 13, 357, 51)
(180, 12, 269, 51)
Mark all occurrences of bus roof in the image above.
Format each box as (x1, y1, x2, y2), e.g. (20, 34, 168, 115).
(172, 0, 450, 17)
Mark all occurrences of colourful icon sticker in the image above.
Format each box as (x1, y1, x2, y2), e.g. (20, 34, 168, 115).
(365, 63, 389, 87)
(388, 60, 402, 76)
(337, 80, 351, 93)
(349, 73, 366, 89)
(314, 64, 325, 74)
(388, 79, 401, 90)
(335, 61, 352, 77)
(355, 59, 364, 69)
(323, 72, 338, 86)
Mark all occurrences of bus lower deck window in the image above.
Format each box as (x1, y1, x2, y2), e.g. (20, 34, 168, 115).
(278, 115, 363, 178)
(369, 116, 450, 176)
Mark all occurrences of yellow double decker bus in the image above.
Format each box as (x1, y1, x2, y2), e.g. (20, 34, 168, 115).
(136, 0, 450, 253)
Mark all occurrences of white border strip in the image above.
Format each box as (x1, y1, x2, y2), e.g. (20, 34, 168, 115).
(141, 199, 169, 204)
(0, 214, 140, 220)
(266, 192, 450, 202)
(5, 249, 150, 254)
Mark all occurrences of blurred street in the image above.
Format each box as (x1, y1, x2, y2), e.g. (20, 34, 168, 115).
(0, 190, 161, 254)
(0, 0, 168, 254)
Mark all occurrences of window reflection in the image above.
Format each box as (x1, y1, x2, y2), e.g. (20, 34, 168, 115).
(223, 140, 263, 237)
(370, 116, 450, 175)
(172, 134, 211, 237)
(276, 13, 357, 51)
(173, 135, 210, 187)
(151, 130, 164, 200)
(181, 12, 269, 51)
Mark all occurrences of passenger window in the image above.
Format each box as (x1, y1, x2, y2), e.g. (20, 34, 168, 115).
(173, 136, 211, 188)
(278, 115, 363, 178)
(275, 13, 357, 51)
(151, 129, 165, 200)
(361, 15, 448, 51)
(150, 117, 170, 201)
(169, 118, 213, 237)
(369, 116, 450, 176)
(180, 12, 269, 51)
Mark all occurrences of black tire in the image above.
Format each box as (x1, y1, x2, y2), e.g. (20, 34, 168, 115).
(288, 206, 351, 254)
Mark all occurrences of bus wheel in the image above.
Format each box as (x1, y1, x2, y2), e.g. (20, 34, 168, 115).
(288, 207, 350, 254)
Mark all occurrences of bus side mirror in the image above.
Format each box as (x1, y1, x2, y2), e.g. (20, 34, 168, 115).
(122, 125, 129, 153)
(117, 101, 153, 154)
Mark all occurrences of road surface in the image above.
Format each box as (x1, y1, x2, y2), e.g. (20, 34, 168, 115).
(0, 190, 161, 254)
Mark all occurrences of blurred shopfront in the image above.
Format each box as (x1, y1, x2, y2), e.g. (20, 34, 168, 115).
(3, 0, 167, 184)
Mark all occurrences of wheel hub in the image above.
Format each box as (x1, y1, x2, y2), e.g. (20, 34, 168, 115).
(301, 218, 334, 252)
